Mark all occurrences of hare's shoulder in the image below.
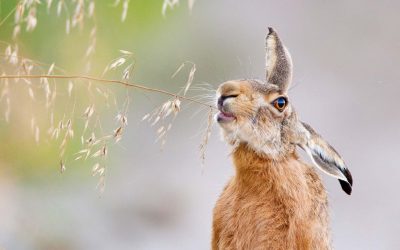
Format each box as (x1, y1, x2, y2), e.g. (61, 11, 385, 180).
(212, 177, 288, 249)
(212, 171, 330, 249)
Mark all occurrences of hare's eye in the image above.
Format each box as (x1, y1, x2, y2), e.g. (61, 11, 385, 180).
(272, 97, 287, 112)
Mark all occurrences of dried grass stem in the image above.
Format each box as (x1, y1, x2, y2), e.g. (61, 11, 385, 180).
(0, 74, 216, 109)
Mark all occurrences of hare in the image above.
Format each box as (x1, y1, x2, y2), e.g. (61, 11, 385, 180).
(212, 28, 353, 250)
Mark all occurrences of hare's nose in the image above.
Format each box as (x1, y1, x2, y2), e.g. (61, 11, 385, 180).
(217, 96, 227, 107)
(217, 95, 238, 108)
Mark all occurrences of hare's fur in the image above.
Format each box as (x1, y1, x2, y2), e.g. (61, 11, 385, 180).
(212, 144, 330, 249)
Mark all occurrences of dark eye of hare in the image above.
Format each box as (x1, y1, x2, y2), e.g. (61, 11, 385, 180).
(272, 97, 287, 112)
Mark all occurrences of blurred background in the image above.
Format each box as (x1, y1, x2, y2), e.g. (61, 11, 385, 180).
(0, 0, 399, 249)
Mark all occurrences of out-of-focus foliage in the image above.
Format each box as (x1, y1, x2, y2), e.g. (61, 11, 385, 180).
(0, 1, 197, 182)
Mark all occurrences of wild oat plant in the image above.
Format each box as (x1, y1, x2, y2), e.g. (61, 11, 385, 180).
(0, 0, 214, 193)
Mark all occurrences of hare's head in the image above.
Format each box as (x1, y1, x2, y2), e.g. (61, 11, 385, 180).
(216, 28, 353, 195)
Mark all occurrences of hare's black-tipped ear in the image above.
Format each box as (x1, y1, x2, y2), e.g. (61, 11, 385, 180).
(265, 27, 293, 92)
(297, 122, 353, 195)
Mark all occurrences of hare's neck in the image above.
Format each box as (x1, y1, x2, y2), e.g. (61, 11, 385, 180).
(232, 143, 307, 194)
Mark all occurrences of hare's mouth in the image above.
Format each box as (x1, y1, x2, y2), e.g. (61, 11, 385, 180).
(217, 111, 236, 123)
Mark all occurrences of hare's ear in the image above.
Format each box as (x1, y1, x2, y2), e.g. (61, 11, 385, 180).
(265, 27, 293, 92)
(297, 122, 353, 195)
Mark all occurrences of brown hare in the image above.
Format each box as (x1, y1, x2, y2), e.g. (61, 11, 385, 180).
(212, 27, 353, 250)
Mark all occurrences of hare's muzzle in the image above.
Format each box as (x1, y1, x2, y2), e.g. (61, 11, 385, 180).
(217, 111, 235, 123)
(216, 95, 237, 123)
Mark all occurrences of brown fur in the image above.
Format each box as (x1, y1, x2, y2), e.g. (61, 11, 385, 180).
(212, 144, 330, 250)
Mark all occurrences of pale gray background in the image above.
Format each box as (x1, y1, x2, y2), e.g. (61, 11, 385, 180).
(1, 0, 399, 249)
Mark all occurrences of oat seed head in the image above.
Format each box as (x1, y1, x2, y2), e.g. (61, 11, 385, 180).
(0, 1, 216, 193)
